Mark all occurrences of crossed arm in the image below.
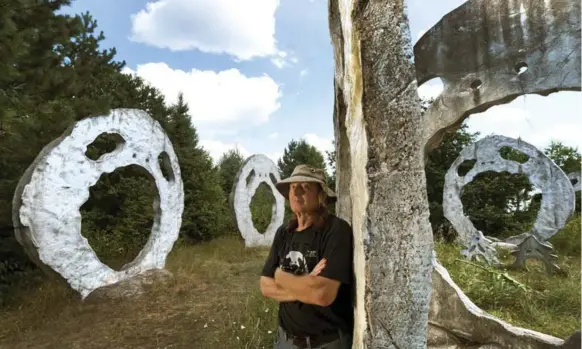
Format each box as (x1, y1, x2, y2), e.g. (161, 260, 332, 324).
(260, 259, 341, 307)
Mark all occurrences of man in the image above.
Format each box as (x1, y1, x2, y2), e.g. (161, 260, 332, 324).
(260, 164, 354, 349)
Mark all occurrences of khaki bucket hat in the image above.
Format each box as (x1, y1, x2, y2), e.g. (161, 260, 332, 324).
(275, 164, 337, 203)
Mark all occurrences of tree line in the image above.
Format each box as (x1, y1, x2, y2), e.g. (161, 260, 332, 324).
(0, 1, 580, 293)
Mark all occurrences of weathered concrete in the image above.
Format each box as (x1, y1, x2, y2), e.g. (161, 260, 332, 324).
(429, 257, 572, 349)
(329, 1, 433, 347)
(230, 154, 284, 247)
(510, 235, 560, 273)
(443, 135, 575, 264)
(415, 0, 581, 156)
(567, 171, 581, 192)
(12, 109, 184, 299)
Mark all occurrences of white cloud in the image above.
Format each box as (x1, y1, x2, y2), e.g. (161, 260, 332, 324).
(268, 132, 279, 139)
(129, 0, 282, 61)
(123, 62, 281, 127)
(271, 51, 299, 69)
(466, 94, 582, 151)
(299, 69, 309, 78)
(304, 133, 334, 154)
(417, 78, 444, 100)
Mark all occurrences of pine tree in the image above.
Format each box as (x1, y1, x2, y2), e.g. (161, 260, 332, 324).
(277, 139, 326, 178)
(166, 93, 227, 242)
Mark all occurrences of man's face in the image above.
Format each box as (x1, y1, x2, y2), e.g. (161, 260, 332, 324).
(289, 182, 321, 213)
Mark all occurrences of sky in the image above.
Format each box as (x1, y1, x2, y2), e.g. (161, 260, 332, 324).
(62, 0, 580, 166)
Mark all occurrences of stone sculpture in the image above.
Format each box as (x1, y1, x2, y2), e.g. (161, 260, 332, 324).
(567, 171, 581, 192)
(412, 0, 581, 347)
(12, 109, 184, 299)
(430, 257, 571, 349)
(231, 154, 284, 247)
(329, 1, 434, 347)
(443, 135, 575, 265)
(328, 0, 580, 347)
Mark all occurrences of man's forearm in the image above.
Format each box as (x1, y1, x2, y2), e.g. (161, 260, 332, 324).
(274, 270, 324, 305)
(260, 277, 296, 302)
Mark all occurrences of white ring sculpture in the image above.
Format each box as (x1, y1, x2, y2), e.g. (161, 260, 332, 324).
(231, 154, 284, 247)
(12, 109, 184, 298)
(443, 135, 575, 263)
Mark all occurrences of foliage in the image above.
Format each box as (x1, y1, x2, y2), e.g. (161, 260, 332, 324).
(277, 139, 326, 178)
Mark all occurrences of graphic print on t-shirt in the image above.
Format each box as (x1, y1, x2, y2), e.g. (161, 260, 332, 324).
(281, 251, 308, 275)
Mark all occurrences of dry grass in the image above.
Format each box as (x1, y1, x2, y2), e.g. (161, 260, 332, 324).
(0, 236, 279, 349)
(0, 229, 579, 349)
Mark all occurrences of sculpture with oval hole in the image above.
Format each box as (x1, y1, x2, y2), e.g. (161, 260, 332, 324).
(443, 135, 576, 267)
(230, 154, 285, 248)
(12, 109, 184, 299)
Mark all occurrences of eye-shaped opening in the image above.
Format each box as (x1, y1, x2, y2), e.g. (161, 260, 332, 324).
(158, 151, 175, 182)
(458, 159, 477, 177)
(499, 146, 529, 164)
(85, 132, 125, 161)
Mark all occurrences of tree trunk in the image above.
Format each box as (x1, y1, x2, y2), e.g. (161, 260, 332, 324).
(329, 1, 433, 348)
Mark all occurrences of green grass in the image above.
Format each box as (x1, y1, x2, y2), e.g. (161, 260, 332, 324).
(0, 219, 579, 348)
(435, 215, 581, 338)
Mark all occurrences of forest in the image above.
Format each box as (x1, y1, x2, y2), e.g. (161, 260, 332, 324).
(0, 1, 580, 348)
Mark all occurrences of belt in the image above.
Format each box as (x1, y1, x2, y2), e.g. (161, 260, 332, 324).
(282, 328, 340, 348)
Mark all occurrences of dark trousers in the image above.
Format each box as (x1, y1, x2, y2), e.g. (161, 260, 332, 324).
(274, 327, 353, 349)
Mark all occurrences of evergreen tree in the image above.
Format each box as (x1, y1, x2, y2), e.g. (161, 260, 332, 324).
(166, 94, 227, 242)
(277, 139, 326, 178)
(217, 148, 245, 196)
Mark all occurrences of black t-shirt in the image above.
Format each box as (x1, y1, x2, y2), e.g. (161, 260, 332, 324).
(261, 214, 354, 337)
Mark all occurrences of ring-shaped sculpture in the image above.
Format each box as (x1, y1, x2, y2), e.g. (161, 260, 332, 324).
(231, 154, 284, 247)
(12, 109, 184, 298)
(443, 135, 575, 264)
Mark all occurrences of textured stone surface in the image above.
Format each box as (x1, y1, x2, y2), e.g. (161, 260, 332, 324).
(568, 171, 581, 192)
(231, 154, 284, 247)
(429, 257, 569, 349)
(329, 1, 433, 347)
(415, 0, 581, 155)
(12, 109, 184, 299)
(443, 135, 575, 263)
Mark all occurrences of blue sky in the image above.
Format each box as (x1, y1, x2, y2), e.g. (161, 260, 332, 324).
(63, 0, 580, 165)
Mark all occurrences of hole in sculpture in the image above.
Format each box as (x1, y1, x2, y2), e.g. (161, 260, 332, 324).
(570, 178, 579, 186)
(250, 182, 276, 234)
(460, 171, 537, 240)
(417, 77, 444, 104)
(85, 132, 125, 161)
(499, 146, 529, 163)
(515, 62, 528, 75)
(457, 159, 477, 176)
(470, 79, 482, 90)
(269, 173, 278, 187)
(80, 165, 158, 270)
(158, 151, 174, 182)
(246, 169, 256, 186)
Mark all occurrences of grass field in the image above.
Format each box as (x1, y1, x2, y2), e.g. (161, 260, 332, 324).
(0, 224, 579, 348)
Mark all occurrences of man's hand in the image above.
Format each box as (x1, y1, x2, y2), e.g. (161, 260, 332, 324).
(273, 258, 340, 307)
(310, 258, 327, 276)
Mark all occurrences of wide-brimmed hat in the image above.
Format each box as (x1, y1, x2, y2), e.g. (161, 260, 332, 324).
(275, 164, 337, 203)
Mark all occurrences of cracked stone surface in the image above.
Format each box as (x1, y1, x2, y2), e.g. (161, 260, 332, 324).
(329, 1, 433, 347)
(12, 109, 184, 299)
(443, 135, 576, 263)
(567, 171, 581, 192)
(429, 256, 577, 349)
(230, 154, 284, 248)
(415, 0, 581, 156)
